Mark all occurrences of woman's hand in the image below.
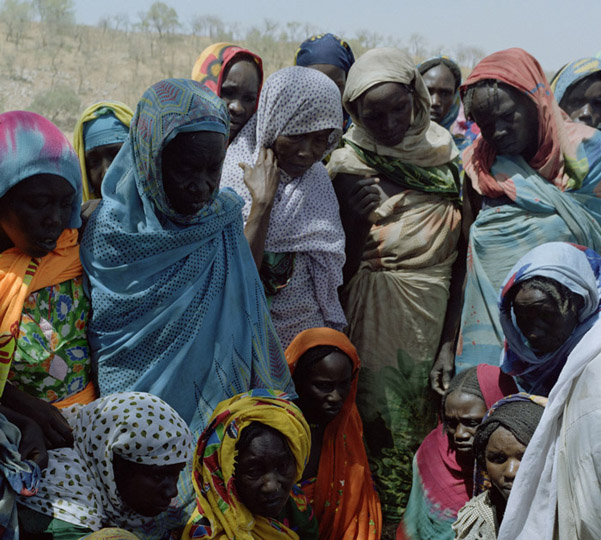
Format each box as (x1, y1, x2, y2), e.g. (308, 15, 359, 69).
(18, 417, 49, 469)
(430, 342, 455, 396)
(2, 385, 73, 449)
(239, 147, 281, 208)
(348, 177, 381, 221)
(0, 405, 48, 469)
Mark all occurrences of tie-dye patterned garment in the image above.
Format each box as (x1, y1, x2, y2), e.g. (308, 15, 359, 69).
(456, 48, 601, 372)
(328, 48, 461, 521)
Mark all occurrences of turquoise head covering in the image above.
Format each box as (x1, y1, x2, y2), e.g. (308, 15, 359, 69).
(551, 57, 601, 105)
(80, 78, 292, 436)
(130, 78, 229, 224)
(83, 109, 130, 152)
(0, 111, 82, 228)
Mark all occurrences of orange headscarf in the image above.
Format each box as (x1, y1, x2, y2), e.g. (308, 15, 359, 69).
(285, 328, 381, 540)
(460, 48, 595, 198)
(0, 229, 82, 397)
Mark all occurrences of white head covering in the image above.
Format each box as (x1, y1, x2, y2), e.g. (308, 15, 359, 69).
(19, 392, 193, 537)
(221, 66, 347, 344)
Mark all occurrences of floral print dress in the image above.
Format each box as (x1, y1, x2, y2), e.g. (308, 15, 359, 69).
(9, 276, 91, 402)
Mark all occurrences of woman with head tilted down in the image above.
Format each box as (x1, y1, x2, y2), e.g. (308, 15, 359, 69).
(431, 48, 601, 390)
(490, 242, 601, 539)
(18, 392, 193, 539)
(80, 79, 292, 437)
(191, 42, 263, 144)
(285, 327, 382, 540)
(220, 67, 346, 348)
(397, 365, 517, 540)
(0, 111, 99, 464)
(326, 47, 462, 523)
(182, 390, 319, 539)
(452, 394, 545, 539)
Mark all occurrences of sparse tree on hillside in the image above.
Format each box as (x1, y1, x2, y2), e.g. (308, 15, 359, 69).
(1, 0, 32, 48)
(408, 33, 427, 62)
(455, 44, 486, 70)
(33, 0, 74, 27)
(141, 1, 179, 39)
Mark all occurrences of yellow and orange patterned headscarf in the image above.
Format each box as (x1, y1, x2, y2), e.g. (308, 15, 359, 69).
(182, 389, 310, 540)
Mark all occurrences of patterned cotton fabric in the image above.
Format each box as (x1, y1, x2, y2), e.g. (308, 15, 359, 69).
(18, 392, 193, 537)
(326, 47, 461, 521)
(0, 111, 84, 399)
(455, 48, 601, 371)
(10, 276, 91, 401)
(221, 66, 346, 347)
(182, 389, 311, 540)
(80, 79, 293, 436)
(191, 42, 263, 103)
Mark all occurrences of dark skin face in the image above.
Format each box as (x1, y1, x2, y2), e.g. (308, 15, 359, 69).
(84, 142, 123, 198)
(0, 174, 75, 258)
(470, 83, 539, 161)
(235, 426, 297, 518)
(513, 285, 580, 355)
(444, 391, 487, 456)
(295, 351, 353, 425)
(308, 63, 347, 96)
(220, 59, 261, 142)
(272, 129, 332, 178)
(355, 82, 413, 147)
(485, 426, 526, 502)
(161, 131, 225, 215)
(422, 64, 457, 125)
(560, 73, 601, 129)
(113, 454, 185, 517)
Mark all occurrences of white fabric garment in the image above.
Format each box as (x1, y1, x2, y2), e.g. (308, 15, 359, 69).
(497, 317, 601, 540)
(221, 66, 347, 347)
(18, 392, 193, 537)
(555, 349, 601, 539)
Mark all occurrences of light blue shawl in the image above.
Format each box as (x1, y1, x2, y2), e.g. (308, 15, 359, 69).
(80, 79, 293, 436)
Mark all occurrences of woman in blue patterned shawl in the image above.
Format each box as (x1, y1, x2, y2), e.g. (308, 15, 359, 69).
(80, 78, 293, 437)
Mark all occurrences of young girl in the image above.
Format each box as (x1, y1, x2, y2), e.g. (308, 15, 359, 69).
(286, 327, 381, 540)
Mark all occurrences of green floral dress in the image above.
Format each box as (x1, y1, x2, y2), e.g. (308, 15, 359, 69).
(9, 277, 92, 402)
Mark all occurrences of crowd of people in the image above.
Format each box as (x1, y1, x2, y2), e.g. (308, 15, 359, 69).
(0, 30, 600, 540)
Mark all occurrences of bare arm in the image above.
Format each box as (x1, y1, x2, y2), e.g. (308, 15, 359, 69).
(332, 173, 381, 286)
(239, 148, 281, 269)
(430, 177, 482, 395)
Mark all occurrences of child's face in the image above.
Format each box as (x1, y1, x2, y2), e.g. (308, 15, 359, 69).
(295, 352, 353, 425)
(485, 426, 526, 500)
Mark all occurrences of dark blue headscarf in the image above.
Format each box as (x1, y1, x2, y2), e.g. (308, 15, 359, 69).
(295, 33, 355, 73)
